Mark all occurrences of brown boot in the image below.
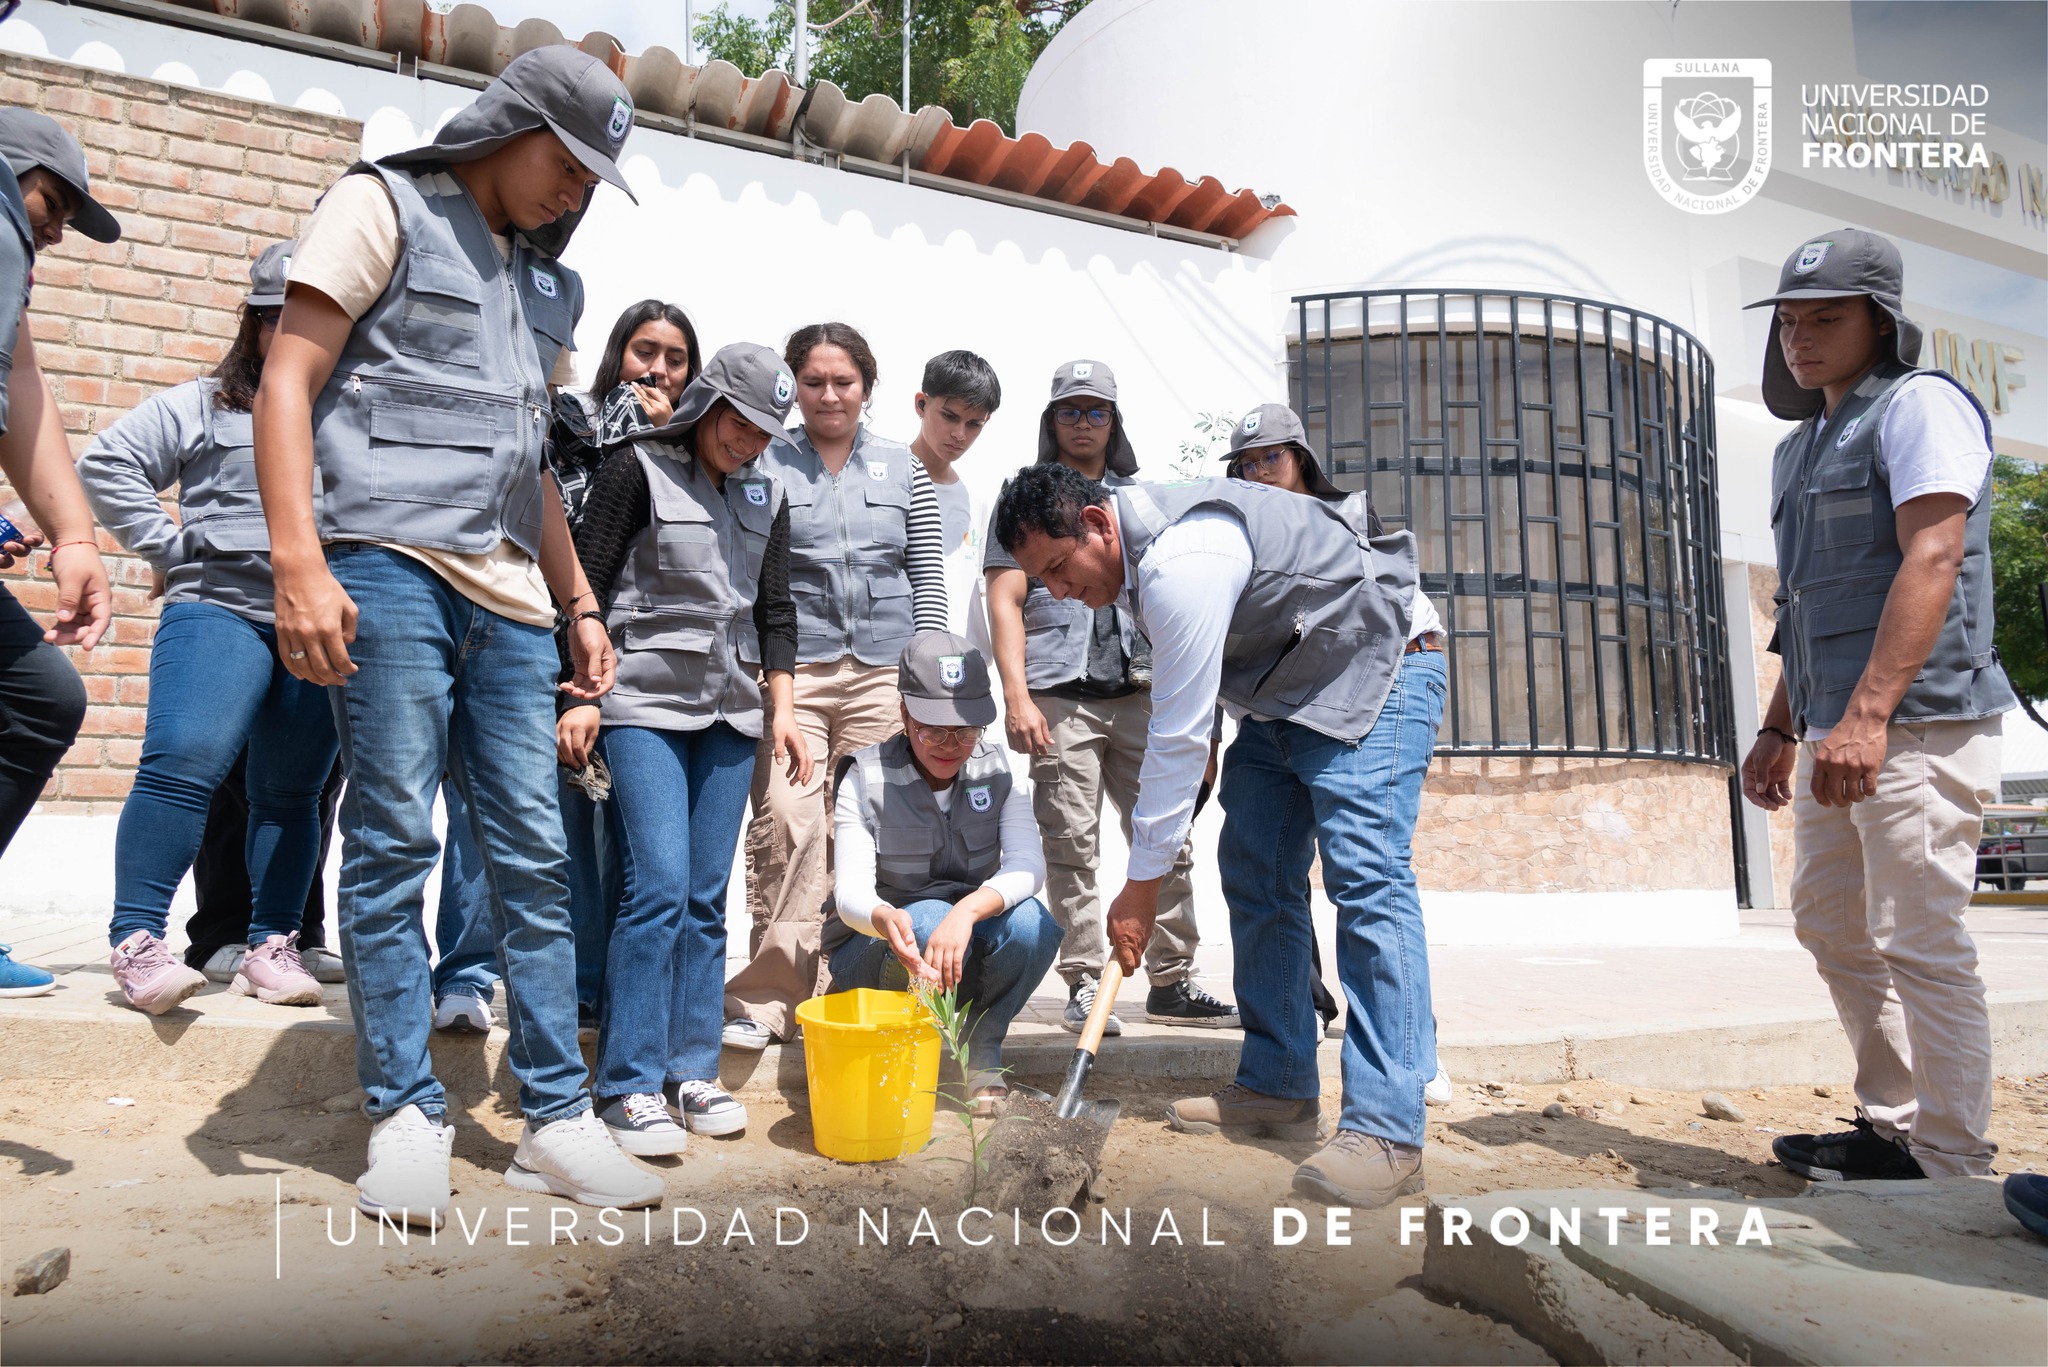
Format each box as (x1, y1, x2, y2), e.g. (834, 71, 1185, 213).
(1293, 1129, 1425, 1207)
(1166, 1083, 1321, 1141)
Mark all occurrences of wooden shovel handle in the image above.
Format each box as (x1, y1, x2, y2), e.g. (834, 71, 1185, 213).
(1076, 959, 1124, 1056)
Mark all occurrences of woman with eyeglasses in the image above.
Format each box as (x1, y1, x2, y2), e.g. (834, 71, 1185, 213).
(560, 343, 812, 1154)
(76, 240, 342, 1015)
(1223, 403, 1453, 1105)
(825, 630, 1057, 1115)
(723, 321, 949, 1051)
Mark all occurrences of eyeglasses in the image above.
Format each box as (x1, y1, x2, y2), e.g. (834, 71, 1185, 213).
(910, 723, 983, 748)
(1230, 447, 1288, 477)
(1052, 406, 1112, 428)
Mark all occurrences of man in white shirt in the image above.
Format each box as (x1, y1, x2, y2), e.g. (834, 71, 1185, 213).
(823, 630, 1059, 1114)
(906, 350, 1001, 642)
(1739, 227, 2014, 1183)
(994, 463, 1446, 1207)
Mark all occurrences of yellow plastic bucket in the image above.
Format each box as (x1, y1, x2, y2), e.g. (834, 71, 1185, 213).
(795, 988, 941, 1162)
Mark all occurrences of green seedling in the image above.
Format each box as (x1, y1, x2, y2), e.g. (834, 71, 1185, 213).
(912, 981, 1008, 1203)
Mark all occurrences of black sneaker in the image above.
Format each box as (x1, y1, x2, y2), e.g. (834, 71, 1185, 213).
(595, 1093, 688, 1157)
(1771, 1116, 1925, 1181)
(1145, 979, 1241, 1028)
(664, 1078, 748, 1137)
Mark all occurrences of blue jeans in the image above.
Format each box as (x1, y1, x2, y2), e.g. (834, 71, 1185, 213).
(325, 545, 586, 1125)
(827, 896, 1062, 1075)
(108, 601, 337, 947)
(431, 779, 501, 1004)
(596, 722, 756, 1098)
(1216, 650, 1446, 1146)
(561, 773, 621, 1014)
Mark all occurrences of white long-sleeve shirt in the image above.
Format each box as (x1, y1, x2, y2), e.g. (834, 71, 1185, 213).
(1119, 507, 1441, 881)
(832, 756, 1046, 936)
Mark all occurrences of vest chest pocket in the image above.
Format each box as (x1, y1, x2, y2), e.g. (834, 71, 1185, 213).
(1258, 625, 1373, 711)
(397, 254, 485, 368)
(198, 517, 272, 554)
(861, 478, 911, 550)
(876, 822, 939, 883)
(865, 570, 913, 643)
(368, 402, 498, 509)
(1021, 591, 1073, 641)
(1805, 459, 1876, 552)
(1804, 590, 1888, 696)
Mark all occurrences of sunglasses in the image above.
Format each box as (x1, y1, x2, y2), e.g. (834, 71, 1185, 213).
(0, 2, 19, 23)
(1053, 406, 1112, 428)
(254, 307, 283, 329)
(910, 723, 983, 749)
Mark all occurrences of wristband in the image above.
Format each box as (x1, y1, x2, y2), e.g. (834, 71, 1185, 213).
(47, 539, 97, 554)
(570, 610, 607, 629)
(1758, 725, 1798, 746)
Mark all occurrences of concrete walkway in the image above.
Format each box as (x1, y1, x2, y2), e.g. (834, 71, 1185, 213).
(4, 903, 2044, 1099)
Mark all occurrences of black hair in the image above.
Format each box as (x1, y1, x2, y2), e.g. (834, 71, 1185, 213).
(1229, 441, 1310, 478)
(919, 349, 1001, 412)
(588, 299, 702, 404)
(992, 462, 1108, 554)
(209, 305, 268, 413)
(785, 322, 879, 400)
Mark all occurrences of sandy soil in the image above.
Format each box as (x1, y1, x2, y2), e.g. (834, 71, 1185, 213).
(3, 1068, 2043, 1365)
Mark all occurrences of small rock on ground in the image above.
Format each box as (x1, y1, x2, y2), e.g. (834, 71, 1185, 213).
(14, 1247, 69, 1296)
(1813, 1084, 1835, 1098)
(1541, 1103, 1567, 1119)
(1701, 1092, 1746, 1122)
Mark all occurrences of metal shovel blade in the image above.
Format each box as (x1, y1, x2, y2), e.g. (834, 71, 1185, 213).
(1005, 1085, 1120, 1133)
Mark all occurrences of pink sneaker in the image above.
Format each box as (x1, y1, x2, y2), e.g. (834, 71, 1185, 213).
(110, 930, 207, 1015)
(232, 933, 324, 1006)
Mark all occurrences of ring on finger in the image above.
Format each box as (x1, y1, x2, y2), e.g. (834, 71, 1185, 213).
(288, 649, 308, 660)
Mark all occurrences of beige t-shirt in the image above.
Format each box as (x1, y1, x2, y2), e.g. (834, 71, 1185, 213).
(291, 171, 571, 627)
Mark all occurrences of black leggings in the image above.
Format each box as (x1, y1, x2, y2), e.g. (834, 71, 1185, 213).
(182, 749, 344, 968)
(0, 588, 86, 851)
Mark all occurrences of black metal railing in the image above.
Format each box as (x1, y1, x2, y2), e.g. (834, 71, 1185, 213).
(1292, 289, 1737, 766)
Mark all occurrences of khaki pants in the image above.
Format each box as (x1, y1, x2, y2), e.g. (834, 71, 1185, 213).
(1790, 717, 2000, 1177)
(1031, 691, 1200, 987)
(725, 658, 901, 1038)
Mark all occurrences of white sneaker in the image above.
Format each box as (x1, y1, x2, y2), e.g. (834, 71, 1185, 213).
(200, 945, 247, 985)
(1425, 1066, 1454, 1107)
(433, 993, 491, 1034)
(721, 1017, 774, 1051)
(597, 1093, 689, 1156)
(301, 945, 346, 983)
(505, 1108, 664, 1208)
(356, 1104, 454, 1228)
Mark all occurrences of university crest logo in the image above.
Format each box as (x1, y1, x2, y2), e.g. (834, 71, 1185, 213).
(528, 267, 558, 298)
(967, 785, 992, 813)
(938, 655, 965, 689)
(1643, 59, 1772, 214)
(607, 97, 632, 145)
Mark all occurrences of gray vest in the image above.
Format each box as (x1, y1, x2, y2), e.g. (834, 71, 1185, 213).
(309, 163, 581, 559)
(1017, 470, 1148, 693)
(1116, 479, 1417, 742)
(854, 734, 1012, 908)
(0, 173, 30, 437)
(757, 425, 919, 666)
(167, 382, 283, 620)
(602, 445, 783, 737)
(1769, 361, 2015, 735)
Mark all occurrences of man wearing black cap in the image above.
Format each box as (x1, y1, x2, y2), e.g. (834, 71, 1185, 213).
(0, 106, 113, 860)
(1739, 227, 2014, 1182)
(824, 629, 1060, 1113)
(983, 360, 1234, 1035)
(253, 46, 660, 1222)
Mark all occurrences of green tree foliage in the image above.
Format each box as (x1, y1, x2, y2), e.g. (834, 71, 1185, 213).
(1990, 454, 2048, 731)
(692, 1, 1090, 135)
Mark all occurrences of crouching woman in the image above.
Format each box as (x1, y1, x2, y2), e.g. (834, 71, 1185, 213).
(563, 342, 813, 1155)
(825, 630, 1060, 1113)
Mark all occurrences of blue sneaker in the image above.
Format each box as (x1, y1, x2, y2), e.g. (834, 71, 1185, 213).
(2005, 1173, 2048, 1242)
(0, 943, 56, 998)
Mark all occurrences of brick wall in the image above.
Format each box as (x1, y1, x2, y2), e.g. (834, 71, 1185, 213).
(0, 54, 360, 813)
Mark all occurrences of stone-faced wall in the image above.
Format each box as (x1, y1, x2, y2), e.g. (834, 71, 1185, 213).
(0, 54, 360, 813)
(1414, 755, 1737, 893)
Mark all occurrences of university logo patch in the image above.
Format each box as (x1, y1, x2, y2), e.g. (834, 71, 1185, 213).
(867, 462, 888, 480)
(1642, 59, 1772, 214)
(938, 655, 965, 689)
(743, 480, 769, 506)
(1796, 241, 1832, 273)
(607, 97, 632, 145)
(1834, 416, 1863, 448)
(528, 267, 558, 298)
(774, 370, 794, 406)
(280, 254, 293, 279)
(1072, 363, 1093, 379)
(1242, 411, 1260, 434)
(967, 784, 992, 813)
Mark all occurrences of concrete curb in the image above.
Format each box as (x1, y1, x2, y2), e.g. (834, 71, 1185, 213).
(4, 990, 2043, 1108)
